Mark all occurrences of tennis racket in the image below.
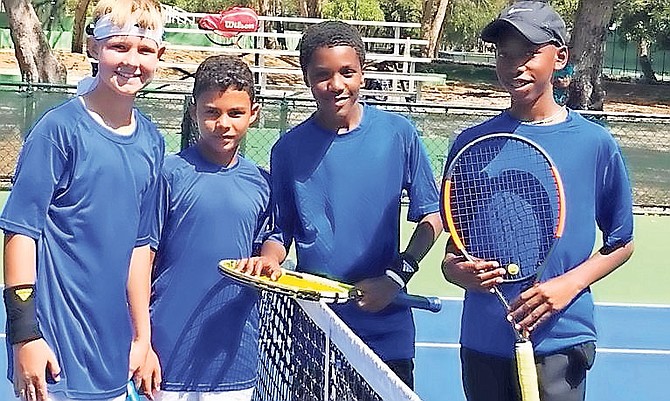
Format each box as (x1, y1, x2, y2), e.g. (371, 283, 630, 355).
(218, 259, 442, 313)
(441, 133, 566, 401)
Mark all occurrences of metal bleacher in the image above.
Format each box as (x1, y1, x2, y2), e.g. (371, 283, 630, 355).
(158, 8, 445, 101)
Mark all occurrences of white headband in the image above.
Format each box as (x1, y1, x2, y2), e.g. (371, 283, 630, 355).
(92, 14, 163, 45)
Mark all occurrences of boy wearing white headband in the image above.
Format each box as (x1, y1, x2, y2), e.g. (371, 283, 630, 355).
(1, 1, 165, 400)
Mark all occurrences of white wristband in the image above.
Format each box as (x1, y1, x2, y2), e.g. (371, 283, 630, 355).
(385, 269, 406, 289)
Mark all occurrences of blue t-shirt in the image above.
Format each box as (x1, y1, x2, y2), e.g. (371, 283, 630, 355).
(0, 97, 164, 398)
(270, 104, 440, 360)
(444, 110, 634, 358)
(150, 146, 279, 391)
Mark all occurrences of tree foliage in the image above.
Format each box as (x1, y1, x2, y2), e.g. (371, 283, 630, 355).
(549, 0, 580, 31)
(321, 0, 385, 21)
(33, 0, 68, 31)
(613, 1, 670, 49)
(161, 0, 245, 13)
(378, 0, 421, 23)
(441, 0, 505, 51)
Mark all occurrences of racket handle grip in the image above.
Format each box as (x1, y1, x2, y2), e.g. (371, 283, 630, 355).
(126, 380, 141, 401)
(515, 340, 541, 401)
(394, 293, 442, 313)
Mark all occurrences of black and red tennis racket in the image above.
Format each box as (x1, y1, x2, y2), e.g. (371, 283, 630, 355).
(442, 133, 566, 401)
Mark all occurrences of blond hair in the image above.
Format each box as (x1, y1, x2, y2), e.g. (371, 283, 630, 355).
(92, 0, 163, 31)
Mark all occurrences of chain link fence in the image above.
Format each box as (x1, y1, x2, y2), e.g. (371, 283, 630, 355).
(1, 83, 668, 210)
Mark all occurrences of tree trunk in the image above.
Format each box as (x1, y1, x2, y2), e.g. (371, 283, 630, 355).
(566, 0, 614, 111)
(299, 0, 320, 18)
(638, 39, 658, 83)
(420, 0, 450, 58)
(2, 0, 67, 83)
(71, 0, 92, 54)
(309, 0, 321, 18)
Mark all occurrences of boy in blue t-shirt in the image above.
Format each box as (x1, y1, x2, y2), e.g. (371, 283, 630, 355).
(270, 20, 443, 388)
(0, 0, 166, 400)
(136, 55, 285, 401)
(440, 2, 634, 401)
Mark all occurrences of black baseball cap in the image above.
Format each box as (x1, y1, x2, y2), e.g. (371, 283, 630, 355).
(481, 1, 567, 46)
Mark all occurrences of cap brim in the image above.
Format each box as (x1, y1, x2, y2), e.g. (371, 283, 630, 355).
(481, 19, 557, 45)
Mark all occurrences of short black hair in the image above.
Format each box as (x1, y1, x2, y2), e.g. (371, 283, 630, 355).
(192, 55, 255, 103)
(298, 20, 366, 74)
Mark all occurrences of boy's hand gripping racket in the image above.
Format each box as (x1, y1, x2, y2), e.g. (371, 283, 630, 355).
(218, 259, 442, 313)
(442, 133, 566, 401)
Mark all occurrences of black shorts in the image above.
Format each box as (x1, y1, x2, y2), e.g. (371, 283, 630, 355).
(386, 358, 415, 390)
(460, 342, 596, 401)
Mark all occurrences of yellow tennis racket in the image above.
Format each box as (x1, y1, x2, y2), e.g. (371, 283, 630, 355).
(218, 259, 442, 312)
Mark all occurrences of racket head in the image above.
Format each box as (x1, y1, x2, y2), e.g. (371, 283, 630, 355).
(218, 259, 357, 303)
(442, 133, 566, 283)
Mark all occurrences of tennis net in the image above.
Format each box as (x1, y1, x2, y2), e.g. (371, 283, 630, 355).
(253, 292, 422, 401)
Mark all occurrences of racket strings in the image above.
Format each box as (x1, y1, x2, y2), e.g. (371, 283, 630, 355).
(448, 138, 561, 281)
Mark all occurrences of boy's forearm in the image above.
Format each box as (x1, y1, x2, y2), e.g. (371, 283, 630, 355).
(3, 233, 44, 345)
(127, 245, 152, 342)
(562, 240, 634, 293)
(4, 233, 37, 286)
(404, 212, 443, 262)
(384, 212, 442, 288)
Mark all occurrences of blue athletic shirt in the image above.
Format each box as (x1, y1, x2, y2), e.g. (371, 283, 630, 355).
(0, 97, 164, 399)
(443, 110, 634, 358)
(150, 145, 280, 391)
(270, 104, 440, 361)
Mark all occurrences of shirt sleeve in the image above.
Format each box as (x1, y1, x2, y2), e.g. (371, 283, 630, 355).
(596, 145, 634, 249)
(270, 141, 295, 251)
(403, 126, 440, 222)
(137, 136, 165, 247)
(253, 168, 284, 255)
(0, 130, 67, 239)
(148, 170, 170, 251)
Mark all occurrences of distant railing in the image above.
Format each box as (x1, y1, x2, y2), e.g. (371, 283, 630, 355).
(157, 13, 442, 98)
(161, 5, 197, 25)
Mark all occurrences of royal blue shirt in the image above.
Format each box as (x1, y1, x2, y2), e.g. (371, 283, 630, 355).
(444, 110, 634, 357)
(0, 97, 164, 399)
(150, 146, 280, 391)
(271, 104, 440, 360)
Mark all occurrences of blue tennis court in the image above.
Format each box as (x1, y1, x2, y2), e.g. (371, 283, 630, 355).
(0, 297, 668, 400)
(413, 299, 670, 401)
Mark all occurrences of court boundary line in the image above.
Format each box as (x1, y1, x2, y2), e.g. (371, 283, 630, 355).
(415, 342, 670, 355)
(434, 296, 670, 309)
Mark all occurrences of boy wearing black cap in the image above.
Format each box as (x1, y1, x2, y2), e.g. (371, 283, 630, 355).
(440, 2, 634, 401)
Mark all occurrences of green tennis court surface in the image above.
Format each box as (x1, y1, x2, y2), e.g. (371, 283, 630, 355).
(0, 191, 667, 303)
(0, 188, 666, 302)
(404, 207, 670, 305)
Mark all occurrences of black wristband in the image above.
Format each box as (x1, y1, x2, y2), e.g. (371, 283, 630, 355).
(386, 252, 420, 287)
(3, 284, 43, 344)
